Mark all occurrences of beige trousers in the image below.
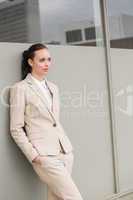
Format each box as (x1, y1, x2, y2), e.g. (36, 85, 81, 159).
(32, 146, 83, 200)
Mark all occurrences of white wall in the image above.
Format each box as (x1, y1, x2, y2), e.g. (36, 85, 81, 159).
(48, 45, 114, 200)
(0, 43, 133, 200)
(0, 43, 46, 200)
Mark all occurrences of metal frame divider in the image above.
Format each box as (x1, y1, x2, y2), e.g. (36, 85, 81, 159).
(100, 0, 120, 194)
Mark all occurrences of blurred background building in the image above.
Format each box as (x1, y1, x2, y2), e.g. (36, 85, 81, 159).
(0, 0, 41, 42)
(0, 0, 133, 48)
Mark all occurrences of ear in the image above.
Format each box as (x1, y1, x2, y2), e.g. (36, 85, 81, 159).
(28, 58, 33, 67)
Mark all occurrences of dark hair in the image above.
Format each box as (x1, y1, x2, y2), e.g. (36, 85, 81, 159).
(21, 43, 48, 79)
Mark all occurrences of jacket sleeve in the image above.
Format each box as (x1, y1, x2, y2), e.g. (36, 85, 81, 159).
(9, 84, 39, 163)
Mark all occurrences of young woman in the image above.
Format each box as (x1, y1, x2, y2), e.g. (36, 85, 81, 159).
(10, 43, 83, 200)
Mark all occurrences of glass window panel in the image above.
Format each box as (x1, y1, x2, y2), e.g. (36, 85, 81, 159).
(107, 0, 133, 49)
(0, 0, 105, 46)
(39, 0, 104, 46)
(0, 0, 41, 43)
(107, 0, 133, 195)
(66, 29, 82, 43)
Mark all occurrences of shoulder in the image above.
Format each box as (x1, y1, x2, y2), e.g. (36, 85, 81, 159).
(10, 80, 27, 93)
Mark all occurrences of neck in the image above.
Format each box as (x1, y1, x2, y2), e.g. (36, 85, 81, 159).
(31, 72, 45, 81)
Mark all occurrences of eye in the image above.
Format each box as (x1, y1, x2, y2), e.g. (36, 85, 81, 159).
(48, 57, 51, 61)
(39, 58, 45, 62)
(39, 57, 52, 62)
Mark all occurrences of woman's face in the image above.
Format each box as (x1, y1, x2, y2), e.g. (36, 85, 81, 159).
(28, 48, 52, 78)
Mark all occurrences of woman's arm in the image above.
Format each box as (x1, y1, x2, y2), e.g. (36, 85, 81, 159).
(10, 83, 39, 163)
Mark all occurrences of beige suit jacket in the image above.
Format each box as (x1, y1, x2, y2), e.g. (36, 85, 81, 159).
(10, 73, 73, 164)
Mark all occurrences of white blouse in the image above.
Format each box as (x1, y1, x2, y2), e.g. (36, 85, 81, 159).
(30, 74, 53, 111)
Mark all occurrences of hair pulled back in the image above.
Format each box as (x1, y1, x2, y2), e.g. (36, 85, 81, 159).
(21, 43, 48, 79)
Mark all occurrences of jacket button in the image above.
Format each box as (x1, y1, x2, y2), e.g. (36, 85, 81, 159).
(53, 123, 57, 127)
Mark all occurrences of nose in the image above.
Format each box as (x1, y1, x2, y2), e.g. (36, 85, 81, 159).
(44, 64, 49, 68)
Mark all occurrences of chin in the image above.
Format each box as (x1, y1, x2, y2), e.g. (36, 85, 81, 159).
(42, 72, 48, 76)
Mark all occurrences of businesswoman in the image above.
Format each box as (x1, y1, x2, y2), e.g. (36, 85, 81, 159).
(10, 43, 83, 200)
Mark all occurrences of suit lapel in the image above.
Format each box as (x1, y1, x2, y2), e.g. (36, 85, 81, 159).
(24, 73, 57, 122)
(45, 79, 54, 112)
(45, 80, 58, 119)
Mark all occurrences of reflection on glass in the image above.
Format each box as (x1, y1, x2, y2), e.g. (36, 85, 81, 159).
(107, 0, 133, 49)
(0, 0, 41, 43)
(39, 0, 104, 46)
(0, 0, 104, 46)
